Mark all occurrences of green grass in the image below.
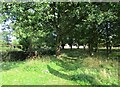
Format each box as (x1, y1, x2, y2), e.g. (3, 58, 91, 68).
(1, 49, 119, 85)
(1, 57, 76, 85)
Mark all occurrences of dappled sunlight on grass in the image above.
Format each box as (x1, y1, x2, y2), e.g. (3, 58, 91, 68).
(49, 50, 119, 85)
(0, 67, 2, 87)
(1, 57, 76, 85)
(1, 49, 119, 85)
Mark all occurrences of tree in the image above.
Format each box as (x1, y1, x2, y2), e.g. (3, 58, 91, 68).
(2, 2, 49, 52)
(1, 2, 120, 57)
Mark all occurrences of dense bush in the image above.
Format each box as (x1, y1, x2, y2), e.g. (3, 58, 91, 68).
(1, 49, 56, 61)
(40, 49, 56, 55)
(1, 51, 29, 61)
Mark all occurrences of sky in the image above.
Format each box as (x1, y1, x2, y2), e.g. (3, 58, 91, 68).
(0, 24, 2, 33)
(0, 19, 12, 32)
(0, 20, 16, 42)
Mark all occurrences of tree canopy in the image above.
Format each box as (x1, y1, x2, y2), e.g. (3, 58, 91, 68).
(1, 2, 120, 56)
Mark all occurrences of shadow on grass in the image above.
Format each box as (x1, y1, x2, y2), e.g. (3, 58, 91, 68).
(50, 48, 119, 72)
(61, 49, 88, 58)
(48, 49, 119, 85)
(51, 58, 83, 71)
(1, 61, 25, 71)
(47, 65, 99, 85)
(2, 51, 29, 61)
(61, 49, 120, 61)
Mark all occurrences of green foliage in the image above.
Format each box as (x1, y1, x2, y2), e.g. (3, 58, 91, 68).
(1, 31, 10, 45)
(19, 37, 31, 51)
(12, 39, 19, 45)
(1, 2, 120, 55)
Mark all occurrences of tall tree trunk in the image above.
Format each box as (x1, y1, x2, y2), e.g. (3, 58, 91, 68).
(88, 43, 91, 56)
(109, 40, 112, 54)
(106, 41, 109, 57)
(61, 40, 65, 50)
(77, 44, 79, 49)
(53, 2, 61, 56)
(77, 41, 79, 49)
(88, 42, 93, 56)
(70, 45, 72, 50)
(109, 45, 112, 53)
(28, 37, 32, 57)
(69, 44, 72, 50)
(83, 44, 86, 51)
(106, 21, 109, 58)
(94, 43, 98, 53)
(56, 34, 61, 56)
(61, 44, 65, 50)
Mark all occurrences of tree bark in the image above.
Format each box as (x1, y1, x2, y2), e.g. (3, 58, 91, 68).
(61, 44, 65, 50)
(70, 45, 72, 50)
(77, 45, 79, 49)
(88, 42, 93, 56)
(83, 44, 86, 51)
(106, 41, 109, 57)
(94, 43, 98, 53)
(53, 2, 61, 56)
(68, 43, 72, 50)
(106, 21, 109, 58)
(56, 34, 61, 56)
(109, 45, 112, 53)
